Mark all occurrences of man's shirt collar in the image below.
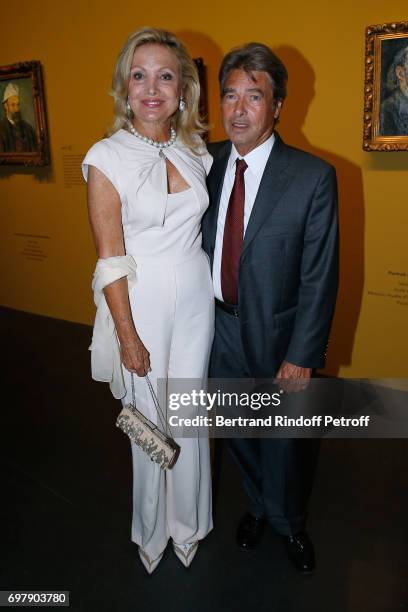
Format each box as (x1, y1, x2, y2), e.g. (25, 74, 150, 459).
(228, 132, 275, 176)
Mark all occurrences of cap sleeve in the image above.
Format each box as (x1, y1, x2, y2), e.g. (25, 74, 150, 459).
(82, 139, 121, 194)
(192, 135, 213, 175)
(202, 149, 213, 175)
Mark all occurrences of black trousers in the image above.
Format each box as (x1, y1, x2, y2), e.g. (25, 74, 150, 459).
(210, 306, 320, 536)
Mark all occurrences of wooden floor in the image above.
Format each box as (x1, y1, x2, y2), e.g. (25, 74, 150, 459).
(0, 306, 407, 612)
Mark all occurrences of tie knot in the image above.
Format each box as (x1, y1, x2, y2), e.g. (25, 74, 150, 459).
(235, 158, 247, 174)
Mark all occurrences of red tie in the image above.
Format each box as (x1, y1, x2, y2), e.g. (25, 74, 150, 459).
(221, 158, 248, 304)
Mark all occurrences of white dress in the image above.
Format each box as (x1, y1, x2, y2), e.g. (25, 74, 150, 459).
(83, 129, 214, 561)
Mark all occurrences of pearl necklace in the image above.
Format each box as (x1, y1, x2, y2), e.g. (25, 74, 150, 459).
(127, 120, 176, 149)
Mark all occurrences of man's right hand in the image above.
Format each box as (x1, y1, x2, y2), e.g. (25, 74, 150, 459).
(275, 360, 312, 393)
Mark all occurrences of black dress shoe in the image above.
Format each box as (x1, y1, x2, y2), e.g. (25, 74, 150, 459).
(236, 513, 265, 550)
(284, 531, 316, 573)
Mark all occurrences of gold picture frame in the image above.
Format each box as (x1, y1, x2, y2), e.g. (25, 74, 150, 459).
(0, 60, 50, 165)
(363, 20, 408, 151)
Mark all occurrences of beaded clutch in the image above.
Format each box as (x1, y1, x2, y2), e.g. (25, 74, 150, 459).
(116, 374, 180, 470)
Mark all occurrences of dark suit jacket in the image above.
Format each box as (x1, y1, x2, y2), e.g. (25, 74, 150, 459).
(0, 117, 37, 152)
(202, 133, 339, 377)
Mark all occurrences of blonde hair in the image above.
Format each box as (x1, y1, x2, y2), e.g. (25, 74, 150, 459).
(109, 27, 206, 150)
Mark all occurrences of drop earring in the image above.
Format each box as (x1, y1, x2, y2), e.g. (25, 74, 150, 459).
(179, 97, 186, 112)
(126, 99, 132, 116)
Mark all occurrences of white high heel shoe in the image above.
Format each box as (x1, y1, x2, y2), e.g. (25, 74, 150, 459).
(172, 541, 199, 568)
(138, 547, 163, 574)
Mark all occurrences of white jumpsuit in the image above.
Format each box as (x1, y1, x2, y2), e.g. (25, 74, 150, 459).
(83, 129, 214, 561)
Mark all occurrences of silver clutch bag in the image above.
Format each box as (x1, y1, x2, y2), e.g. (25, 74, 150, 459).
(116, 373, 180, 470)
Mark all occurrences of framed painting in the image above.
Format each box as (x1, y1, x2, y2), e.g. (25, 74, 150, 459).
(363, 21, 408, 151)
(194, 57, 208, 140)
(0, 60, 50, 165)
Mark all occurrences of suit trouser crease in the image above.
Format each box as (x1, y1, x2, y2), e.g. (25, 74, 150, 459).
(210, 306, 319, 536)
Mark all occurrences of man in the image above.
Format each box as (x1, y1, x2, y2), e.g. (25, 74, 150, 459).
(202, 43, 338, 573)
(0, 82, 37, 152)
(380, 45, 408, 136)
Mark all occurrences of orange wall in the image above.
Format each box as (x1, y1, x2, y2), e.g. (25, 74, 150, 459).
(1, 0, 407, 377)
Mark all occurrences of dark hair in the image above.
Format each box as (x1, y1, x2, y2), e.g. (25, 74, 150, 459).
(219, 42, 288, 101)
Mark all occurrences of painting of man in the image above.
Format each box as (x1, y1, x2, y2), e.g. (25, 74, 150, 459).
(0, 82, 37, 152)
(380, 43, 408, 136)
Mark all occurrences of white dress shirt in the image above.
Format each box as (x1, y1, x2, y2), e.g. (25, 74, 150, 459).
(213, 133, 275, 301)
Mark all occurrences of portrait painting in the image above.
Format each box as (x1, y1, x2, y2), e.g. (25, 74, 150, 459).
(363, 21, 408, 151)
(193, 57, 208, 139)
(0, 61, 50, 165)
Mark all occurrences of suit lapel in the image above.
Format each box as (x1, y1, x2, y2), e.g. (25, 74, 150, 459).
(242, 134, 292, 256)
(206, 142, 231, 253)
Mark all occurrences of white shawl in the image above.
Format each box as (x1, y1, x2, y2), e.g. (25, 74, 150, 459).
(90, 255, 137, 399)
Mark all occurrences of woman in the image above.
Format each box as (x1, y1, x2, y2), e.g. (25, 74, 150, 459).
(82, 27, 214, 573)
